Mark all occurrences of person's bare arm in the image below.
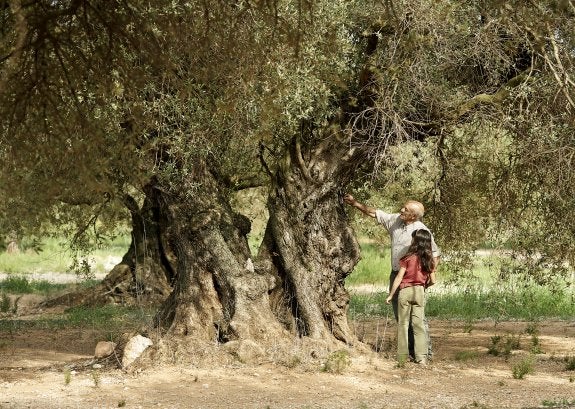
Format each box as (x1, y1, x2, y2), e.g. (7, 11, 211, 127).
(426, 271, 436, 287)
(425, 257, 440, 288)
(386, 267, 406, 303)
(344, 194, 376, 218)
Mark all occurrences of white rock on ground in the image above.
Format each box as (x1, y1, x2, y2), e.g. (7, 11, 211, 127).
(121, 335, 153, 368)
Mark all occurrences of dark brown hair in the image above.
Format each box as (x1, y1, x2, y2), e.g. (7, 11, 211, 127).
(406, 229, 434, 273)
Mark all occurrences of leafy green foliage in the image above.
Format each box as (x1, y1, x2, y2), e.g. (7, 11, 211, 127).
(2, 0, 575, 304)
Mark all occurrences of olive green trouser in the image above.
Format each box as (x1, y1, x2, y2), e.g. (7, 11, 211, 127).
(396, 285, 427, 362)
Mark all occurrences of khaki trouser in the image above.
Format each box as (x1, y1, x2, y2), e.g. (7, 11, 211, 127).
(397, 285, 427, 362)
(390, 270, 432, 358)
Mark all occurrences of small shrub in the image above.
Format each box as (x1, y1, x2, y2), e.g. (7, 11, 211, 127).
(461, 402, 490, 409)
(487, 335, 502, 356)
(281, 355, 301, 369)
(117, 400, 126, 407)
(0, 276, 33, 293)
(564, 355, 575, 371)
(322, 350, 351, 374)
(512, 355, 535, 379)
(505, 334, 521, 353)
(525, 322, 539, 336)
(0, 276, 67, 295)
(463, 320, 474, 334)
(488, 334, 521, 360)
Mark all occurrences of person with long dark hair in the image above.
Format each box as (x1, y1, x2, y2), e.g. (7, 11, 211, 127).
(386, 229, 436, 364)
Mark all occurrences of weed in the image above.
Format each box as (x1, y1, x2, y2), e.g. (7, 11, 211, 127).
(63, 369, 72, 385)
(505, 334, 521, 352)
(461, 401, 490, 408)
(530, 335, 543, 354)
(541, 398, 575, 407)
(91, 370, 101, 387)
(512, 355, 535, 379)
(463, 320, 475, 334)
(497, 380, 506, 387)
(564, 355, 575, 371)
(117, 400, 126, 407)
(525, 322, 539, 336)
(282, 355, 301, 369)
(0, 293, 10, 312)
(322, 350, 351, 374)
(395, 355, 407, 369)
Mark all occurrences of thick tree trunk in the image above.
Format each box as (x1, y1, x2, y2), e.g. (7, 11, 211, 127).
(153, 163, 285, 344)
(258, 136, 361, 344)
(43, 188, 174, 307)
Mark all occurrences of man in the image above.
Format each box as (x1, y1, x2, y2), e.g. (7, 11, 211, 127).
(344, 194, 440, 360)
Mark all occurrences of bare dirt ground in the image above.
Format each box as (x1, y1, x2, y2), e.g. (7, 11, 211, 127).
(1, 296, 574, 409)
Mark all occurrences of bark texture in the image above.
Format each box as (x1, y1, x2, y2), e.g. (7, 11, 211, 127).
(259, 135, 362, 344)
(153, 163, 285, 343)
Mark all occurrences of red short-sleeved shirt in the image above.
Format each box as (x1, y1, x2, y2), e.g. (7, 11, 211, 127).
(398, 254, 429, 290)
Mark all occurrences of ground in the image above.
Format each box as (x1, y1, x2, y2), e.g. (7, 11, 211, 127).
(1, 295, 574, 409)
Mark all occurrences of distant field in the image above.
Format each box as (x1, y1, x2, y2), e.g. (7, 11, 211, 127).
(1, 236, 573, 321)
(0, 236, 129, 277)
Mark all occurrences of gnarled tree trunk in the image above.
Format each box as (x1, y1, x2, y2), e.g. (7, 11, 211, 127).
(153, 162, 285, 344)
(43, 186, 174, 307)
(258, 135, 362, 344)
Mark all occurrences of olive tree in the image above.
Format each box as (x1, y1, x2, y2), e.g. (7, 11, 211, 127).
(2, 0, 574, 357)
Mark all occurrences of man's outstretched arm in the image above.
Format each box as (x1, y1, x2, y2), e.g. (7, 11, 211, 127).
(344, 194, 376, 218)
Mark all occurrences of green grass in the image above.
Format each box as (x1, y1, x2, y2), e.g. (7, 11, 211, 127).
(346, 245, 575, 321)
(348, 292, 392, 318)
(0, 275, 69, 294)
(345, 245, 500, 288)
(426, 286, 575, 320)
(0, 235, 129, 276)
(345, 243, 391, 286)
(349, 286, 575, 321)
(0, 305, 153, 332)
